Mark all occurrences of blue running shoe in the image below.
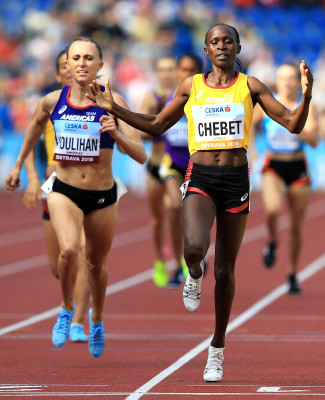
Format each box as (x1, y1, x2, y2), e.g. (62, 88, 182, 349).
(88, 308, 105, 358)
(70, 323, 88, 342)
(168, 267, 184, 288)
(201, 258, 209, 277)
(52, 304, 76, 347)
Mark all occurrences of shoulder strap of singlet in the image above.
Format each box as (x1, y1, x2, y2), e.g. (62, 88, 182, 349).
(51, 86, 70, 118)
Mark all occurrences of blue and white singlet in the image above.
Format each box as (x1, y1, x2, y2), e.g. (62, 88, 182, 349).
(51, 86, 115, 164)
(264, 95, 304, 154)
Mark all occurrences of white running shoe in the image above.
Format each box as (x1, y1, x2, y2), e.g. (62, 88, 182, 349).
(183, 260, 204, 312)
(203, 345, 224, 382)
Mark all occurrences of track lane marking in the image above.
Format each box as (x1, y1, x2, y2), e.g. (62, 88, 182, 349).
(2, 194, 324, 278)
(2, 195, 325, 277)
(125, 252, 325, 400)
(1, 384, 325, 397)
(1, 203, 325, 335)
(0, 262, 174, 336)
(1, 391, 325, 397)
(0, 226, 152, 277)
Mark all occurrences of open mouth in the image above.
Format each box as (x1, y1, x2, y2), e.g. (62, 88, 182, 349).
(217, 54, 228, 60)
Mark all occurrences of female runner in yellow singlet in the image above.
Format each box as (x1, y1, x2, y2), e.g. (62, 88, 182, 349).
(85, 23, 313, 381)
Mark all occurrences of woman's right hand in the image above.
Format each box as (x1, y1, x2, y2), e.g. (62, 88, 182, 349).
(5, 164, 22, 191)
(87, 79, 114, 113)
(23, 178, 41, 211)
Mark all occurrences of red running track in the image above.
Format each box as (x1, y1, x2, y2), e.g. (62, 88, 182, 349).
(0, 190, 325, 399)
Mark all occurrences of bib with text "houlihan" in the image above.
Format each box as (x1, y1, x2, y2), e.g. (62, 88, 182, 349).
(192, 103, 245, 151)
(53, 120, 101, 163)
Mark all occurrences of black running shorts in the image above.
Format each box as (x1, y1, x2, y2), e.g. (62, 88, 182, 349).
(52, 178, 117, 215)
(262, 156, 310, 187)
(182, 161, 250, 214)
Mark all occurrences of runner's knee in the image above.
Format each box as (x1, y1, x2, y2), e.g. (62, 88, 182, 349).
(214, 261, 235, 287)
(266, 208, 281, 220)
(168, 200, 182, 217)
(184, 242, 208, 264)
(86, 258, 106, 274)
(60, 247, 78, 266)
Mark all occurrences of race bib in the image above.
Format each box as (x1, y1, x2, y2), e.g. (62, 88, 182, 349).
(53, 120, 101, 163)
(165, 120, 188, 147)
(192, 104, 245, 150)
(268, 131, 302, 153)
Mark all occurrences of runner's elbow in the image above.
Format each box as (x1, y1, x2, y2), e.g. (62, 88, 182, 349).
(151, 120, 166, 137)
(138, 152, 147, 164)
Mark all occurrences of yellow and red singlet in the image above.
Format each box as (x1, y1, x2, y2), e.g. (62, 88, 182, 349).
(44, 120, 57, 166)
(184, 72, 254, 155)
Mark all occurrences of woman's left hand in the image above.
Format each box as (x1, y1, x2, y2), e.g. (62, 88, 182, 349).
(99, 114, 118, 139)
(300, 60, 313, 98)
(87, 79, 115, 112)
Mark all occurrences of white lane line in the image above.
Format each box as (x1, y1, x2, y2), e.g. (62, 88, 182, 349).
(0, 214, 150, 249)
(1, 199, 324, 334)
(0, 385, 324, 397)
(0, 307, 61, 337)
(0, 255, 48, 278)
(0, 226, 44, 248)
(0, 226, 151, 278)
(190, 385, 325, 387)
(112, 226, 151, 248)
(0, 393, 129, 397)
(1, 195, 325, 277)
(125, 252, 325, 400)
(1, 391, 325, 397)
(0, 262, 175, 337)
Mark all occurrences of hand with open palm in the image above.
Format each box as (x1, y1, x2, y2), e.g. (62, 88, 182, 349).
(86, 79, 115, 113)
(300, 60, 313, 98)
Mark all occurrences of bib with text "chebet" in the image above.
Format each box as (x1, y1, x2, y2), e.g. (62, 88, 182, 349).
(192, 103, 245, 151)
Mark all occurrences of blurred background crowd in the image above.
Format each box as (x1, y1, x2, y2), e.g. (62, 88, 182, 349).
(0, 0, 325, 192)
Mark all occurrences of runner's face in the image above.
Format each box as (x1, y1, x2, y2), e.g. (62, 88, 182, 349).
(204, 26, 240, 68)
(276, 65, 300, 98)
(177, 57, 200, 84)
(56, 53, 72, 87)
(67, 41, 103, 85)
(155, 58, 177, 89)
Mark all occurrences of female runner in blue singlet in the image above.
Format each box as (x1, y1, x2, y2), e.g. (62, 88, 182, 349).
(6, 36, 147, 358)
(23, 49, 91, 342)
(250, 63, 318, 294)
